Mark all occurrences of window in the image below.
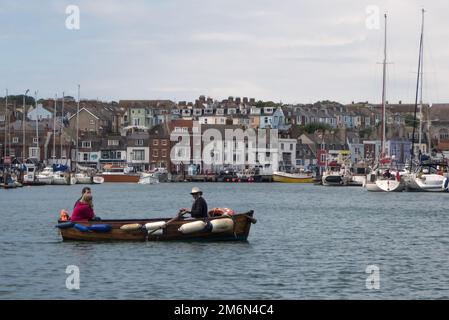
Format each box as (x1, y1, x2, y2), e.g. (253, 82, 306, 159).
(153, 139, 159, 146)
(83, 153, 88, 161)
(440, 129, 449, 140)
(136, 139, 144, 146)
(0, 115, 5, 122)
(108, 140, 119, 146)
(29, 147, 39, 158)
(153, 149, 159, 157)
(321, 154, 326, 162)
(133, 150, 145, 161)
(281, 143, 284, 150)
(161, 150, 167, 158)
(161, 140, 167, 146)
(33, 138, 38, 144)
(12, 137, 19, 143)
(90, 119, 95, 125)
(81, 141, 91, 148)
(290, 144, 293, 151)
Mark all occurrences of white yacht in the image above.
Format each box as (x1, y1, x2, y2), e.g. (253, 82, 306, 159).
(404, 162, 448, 192)
(35, 167, 54, 185)
(138, 172, 159, 185)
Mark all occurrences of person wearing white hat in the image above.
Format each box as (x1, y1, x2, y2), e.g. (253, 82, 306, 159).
(180, 187, 208, 218)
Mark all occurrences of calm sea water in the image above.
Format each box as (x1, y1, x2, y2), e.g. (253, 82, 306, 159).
(1, 182, 449, 299)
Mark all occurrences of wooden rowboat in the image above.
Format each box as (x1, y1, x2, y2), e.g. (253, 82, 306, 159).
(58, 211, 256, 242)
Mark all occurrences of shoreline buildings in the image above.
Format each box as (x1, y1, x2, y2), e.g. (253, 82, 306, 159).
(1, 95, 449, 174)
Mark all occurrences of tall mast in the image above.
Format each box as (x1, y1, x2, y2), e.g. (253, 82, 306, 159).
(53, 94, 57, 161)
(76, 85, 80, 172)
(35, 91, 39, 161)
(22, 89, 29, 162)
(411, 9, 425, 166)
(380, 14, 387, 159)
(418, 9, 425, 151)
(4, 89, 7, 159)
(61, 92, 64, 161)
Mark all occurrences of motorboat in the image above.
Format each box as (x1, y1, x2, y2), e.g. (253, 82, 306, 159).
(138, 172, 159, 185)
(53, 171, 77, 185)
(98, 164, 140, 183)
(35, 167, 54, 185)
(404, 161, 449, 192)
(322, 163, 352, 186)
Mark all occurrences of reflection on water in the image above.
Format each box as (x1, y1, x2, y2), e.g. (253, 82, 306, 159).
(1, 183, 449, 299)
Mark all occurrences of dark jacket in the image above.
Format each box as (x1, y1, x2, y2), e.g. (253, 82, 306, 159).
(190, 196, 208, 218)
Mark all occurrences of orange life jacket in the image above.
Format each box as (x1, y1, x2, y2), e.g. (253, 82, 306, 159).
(208, 207, 236, 217)
(59, 209, 70, 221)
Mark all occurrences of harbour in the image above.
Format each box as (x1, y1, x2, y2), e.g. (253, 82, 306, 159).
(2, 182, 449, 299)
(3, 0, 449, 306)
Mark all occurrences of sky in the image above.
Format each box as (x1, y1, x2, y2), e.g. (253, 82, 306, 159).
(0, 0, 448, 104)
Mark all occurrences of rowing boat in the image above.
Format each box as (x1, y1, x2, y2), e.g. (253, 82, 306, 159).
(57, 211, 256, 242)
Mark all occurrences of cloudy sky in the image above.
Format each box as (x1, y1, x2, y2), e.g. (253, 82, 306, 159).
(1, 0, 448, 104)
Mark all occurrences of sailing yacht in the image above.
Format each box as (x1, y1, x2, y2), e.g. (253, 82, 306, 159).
(403, 10, 448, 192)
(364, 14, 403, 192)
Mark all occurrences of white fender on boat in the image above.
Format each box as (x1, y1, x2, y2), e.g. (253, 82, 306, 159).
(210, 218, 234, 233)
(120, 223, 142, 231)
(178, 221, 207, 234)
(145, 221, 166, 236)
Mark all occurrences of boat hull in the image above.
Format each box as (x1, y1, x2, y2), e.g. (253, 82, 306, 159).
(375, 179, 404, 192)
(272, 172, 314, 183)
(59, 211, 255, 242)
(52, 175, 77, 185)
(365, 181, 382, 192)
(100, 174, 140, 183)
(405, 174, 447, 192)
(35, 176, 53, 185)
(93, 176, 104, 184)
(75, 175, 93, 184)
(322, 174, 350, 186)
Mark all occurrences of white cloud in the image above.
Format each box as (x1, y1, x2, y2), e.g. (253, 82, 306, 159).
(1, 0, 449, 104)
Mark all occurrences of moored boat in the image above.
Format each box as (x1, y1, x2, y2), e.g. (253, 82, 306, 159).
(138, 172, 159, 185)
(93, 176, 104, 184)
(75, 172, 93, 184)
(57, 211, 256, 242)
(404, 162, 449, 192)
(99, 164, 140, 183)
(53, 171, 77, 185)
(272, 171, 314, 183)
(375, 177, 404, 192)
(322, 164, 352, 186)
(36, 167, 54, 185)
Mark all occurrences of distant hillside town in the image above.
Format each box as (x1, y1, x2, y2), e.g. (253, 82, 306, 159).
(1, 94, 448, 174)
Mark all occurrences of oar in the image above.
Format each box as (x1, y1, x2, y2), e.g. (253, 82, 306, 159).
(147, 210, 187, 235)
